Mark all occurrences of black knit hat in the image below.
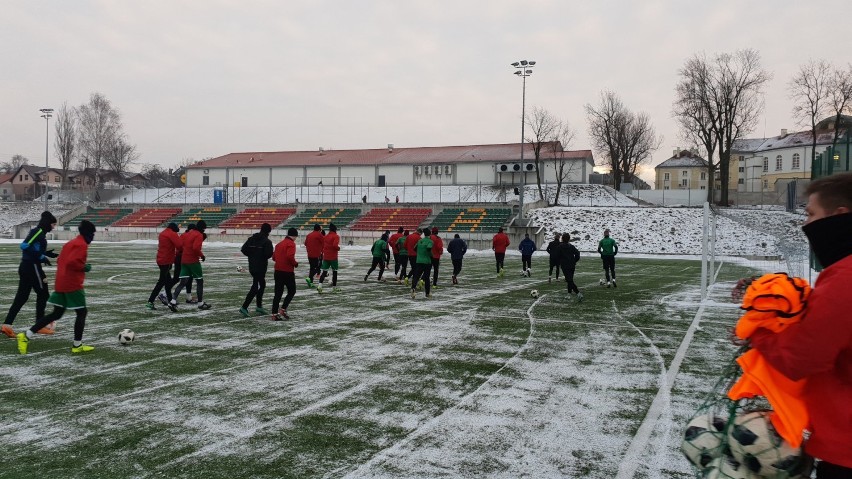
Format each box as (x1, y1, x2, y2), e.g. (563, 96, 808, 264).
(287, 227, 299, 237)
(196, 220, 207, 232)
(167, 222, 179, 232)
(329, 223, 337, 232)
(39, 211, 57, 226)
(260, 223, 272, 234)
(78, 220, 96, 236)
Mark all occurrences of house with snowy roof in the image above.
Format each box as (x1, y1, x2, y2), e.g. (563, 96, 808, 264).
(654, 150, 712, 190)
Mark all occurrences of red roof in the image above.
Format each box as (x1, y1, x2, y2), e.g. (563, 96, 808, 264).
(190, 143, 593, 169)
(0, 173, 12, 184)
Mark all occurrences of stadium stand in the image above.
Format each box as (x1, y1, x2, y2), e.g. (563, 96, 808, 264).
(429, 207, 512, 233)
(111, 208, 183, 228)
(218, 207, 296, 230)
(63, 208, 134, 228)
(281, 208, 361, 230)
(168, 207, 237, 228)
(350, 207, 432, 232)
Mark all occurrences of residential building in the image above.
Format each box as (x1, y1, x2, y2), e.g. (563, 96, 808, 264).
(654, 150, 712, 190)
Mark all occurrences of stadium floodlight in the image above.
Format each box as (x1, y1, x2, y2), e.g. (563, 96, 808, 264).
(510, 60, 535, 221)
(39, 108, 54, 211)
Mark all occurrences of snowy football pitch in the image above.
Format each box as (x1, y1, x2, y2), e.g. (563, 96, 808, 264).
(0, 242, 754, 478)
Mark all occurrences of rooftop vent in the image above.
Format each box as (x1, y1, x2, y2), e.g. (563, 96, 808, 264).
(780, 129, 788, 137)
(318, 147, 324, 155)
(388, 143, 394, 153)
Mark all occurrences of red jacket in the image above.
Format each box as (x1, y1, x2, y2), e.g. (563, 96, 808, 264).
(404, 232, 421, 256)
(55, 235, 89, 293)
(389, 233, 403, 254)
(322, 231, 340, 261)
(273, 237, 298, 272)
(180, 229, 204, 264)
(304, 230, 324, 259)
(431, 235, 443, 259)
(156, 228, 181, 266)
(751, 255, 852, 467)
(492, 232, 510, 253)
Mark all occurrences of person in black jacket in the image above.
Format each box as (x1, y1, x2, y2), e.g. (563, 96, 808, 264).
(239, 223, 274, 316)
(545, 232, 561, 283)
(446, 234, 468, 285)
(2, 211, 59, 338)
(556, 232, 583, 302)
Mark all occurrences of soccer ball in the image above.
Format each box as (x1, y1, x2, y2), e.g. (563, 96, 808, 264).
(118, 328, 135, 345)
(727, 411, 812, 477)
(530, 289, 539, 299)
(682, 414, 726, 468)
(703, 454, 752, 479)
(236, 265, 245, 273)
(599, 278, 606, 285)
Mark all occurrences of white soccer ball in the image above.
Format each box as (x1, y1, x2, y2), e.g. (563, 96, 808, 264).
(530, 289, 539, 299)
(118, 328, 135, 345)
(236, 265, 245, 273)
(727, 410, 812, 477)
(703, 455, 752, 479)
(681, 414, 726, 468)
(599, 278, 605, 285)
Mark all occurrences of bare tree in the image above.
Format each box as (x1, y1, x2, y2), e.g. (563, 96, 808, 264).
(77, 92, 121, 188)
(827, 63, 852, 149)
(789, 59, 832, 168)
(142, 163, 174, 187)
(54, 102, 76, 189)
(104, 135, 139, 184)
(546, 121, 577, 205)
(1, 154, 28, 174)
(586, 91, 660, 191)
(674, 54, 720, 202)
(524, 106, 562, 200)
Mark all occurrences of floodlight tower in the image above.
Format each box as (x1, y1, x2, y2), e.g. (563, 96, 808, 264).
(511, 60, 535, 221)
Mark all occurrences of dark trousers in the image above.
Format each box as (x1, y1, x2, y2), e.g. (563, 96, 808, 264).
(602, 255, 616, 281)
(816, 461, 852, 479)
(272, 271, 296, 312)
(319, 269, 338, 286)
(173, 258, 192, 295)
(393, 253, 402, 276)
(521, 254, 532, 271)
(407, 256, 417, 278)
(451, 258, 463, 276)
(366, 257, 386, 279)
(32, 306, 87, 342)
(148, 264, 174, 303)
(561, 265, 579, 294)
(397, 255, 408, 278)
(5, 262, 49, 325)
(410, 262, 432, 296)
(307, 257, 320, 280)
(431, 258, 440, 285)
(549, 259, 560, 279)
(495, 253, 505, 273)
(242, 271, 267, 309)
(174, 277, 203, 302)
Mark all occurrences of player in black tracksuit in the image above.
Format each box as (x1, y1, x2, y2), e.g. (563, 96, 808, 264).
(240, 223, 274, 314)
(545, 233, 561, 282)
(556, 232, 583, 302)
(2, 211, 59, 338)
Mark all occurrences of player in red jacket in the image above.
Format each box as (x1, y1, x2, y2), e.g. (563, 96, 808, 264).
(388, 226, 404, 280)
(17, 221, 97, 354)
(403, 228, 421, 284)
(271, 228, 299, 320)
(750, 173, 852, 477)
(303, 223, 324, 287)
(317, 223, 341, 292)
(171, 220, 210, 310)
(492, 227, 510, 277)
(430, 227, 444, 287)
(147, 222, 180, 311)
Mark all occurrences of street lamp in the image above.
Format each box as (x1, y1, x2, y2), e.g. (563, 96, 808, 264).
(511, 59, 535, 222)
(39, 108, 54, 211)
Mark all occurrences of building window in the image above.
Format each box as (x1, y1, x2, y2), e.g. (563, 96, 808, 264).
(738, 178, 744, 184)
(763, 158, 768, 172)
(681, 179, 688, 187)
(54, 176, 60, 183)
(682, 170, 688, 177)
(738, 167, 744, 173)
(792, 153, 800, 170)
(834, 154, 841, 167)
(763, 180, 768, 189)
(700, 186, 706, 190)
(664, 173, 670, 180)
(775, 155, 783, 171)
(202, 176, 210, 186)
(664, 186, 669, 190)
(700, 172, 707, 180)
(24, 175, 29, 181)
(739, 155, 744, 162)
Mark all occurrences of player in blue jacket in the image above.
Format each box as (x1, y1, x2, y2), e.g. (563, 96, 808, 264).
(518, 233, 537, 276)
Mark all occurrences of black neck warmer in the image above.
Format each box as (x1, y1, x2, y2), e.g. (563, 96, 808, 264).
(802, 213, 852, 269)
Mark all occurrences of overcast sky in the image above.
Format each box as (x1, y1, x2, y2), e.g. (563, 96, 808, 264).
(2, 1, 849, 184)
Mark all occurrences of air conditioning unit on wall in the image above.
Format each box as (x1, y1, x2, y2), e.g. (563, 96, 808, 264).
(434, 164, 442, 175)
(524, 163, 536, 171)
(498, 163, 522, 173)
(425, 165, 432, 175)
(414, 166, 422, 175)
(444, 165, 452, 175)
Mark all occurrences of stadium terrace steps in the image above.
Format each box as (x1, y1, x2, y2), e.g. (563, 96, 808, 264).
(168, 207, 237, 228)
(429, 207, 512, 233)
(62, 208, 134, 228)
(281, 208, 361, 230)
(350, 208, 432, 232)
(111, 208, 183, 227)
(218, 207, 296, 230)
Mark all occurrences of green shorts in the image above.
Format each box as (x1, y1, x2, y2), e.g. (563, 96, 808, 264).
(321, 260, 339, 271)
(48, 290, 87, 310)
(180, 262, 203, 279)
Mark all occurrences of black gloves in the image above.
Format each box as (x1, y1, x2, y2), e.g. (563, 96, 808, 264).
(44, 249, 58, 258)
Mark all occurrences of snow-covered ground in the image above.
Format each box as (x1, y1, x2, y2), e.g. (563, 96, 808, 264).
(0, 203, 73, 236)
